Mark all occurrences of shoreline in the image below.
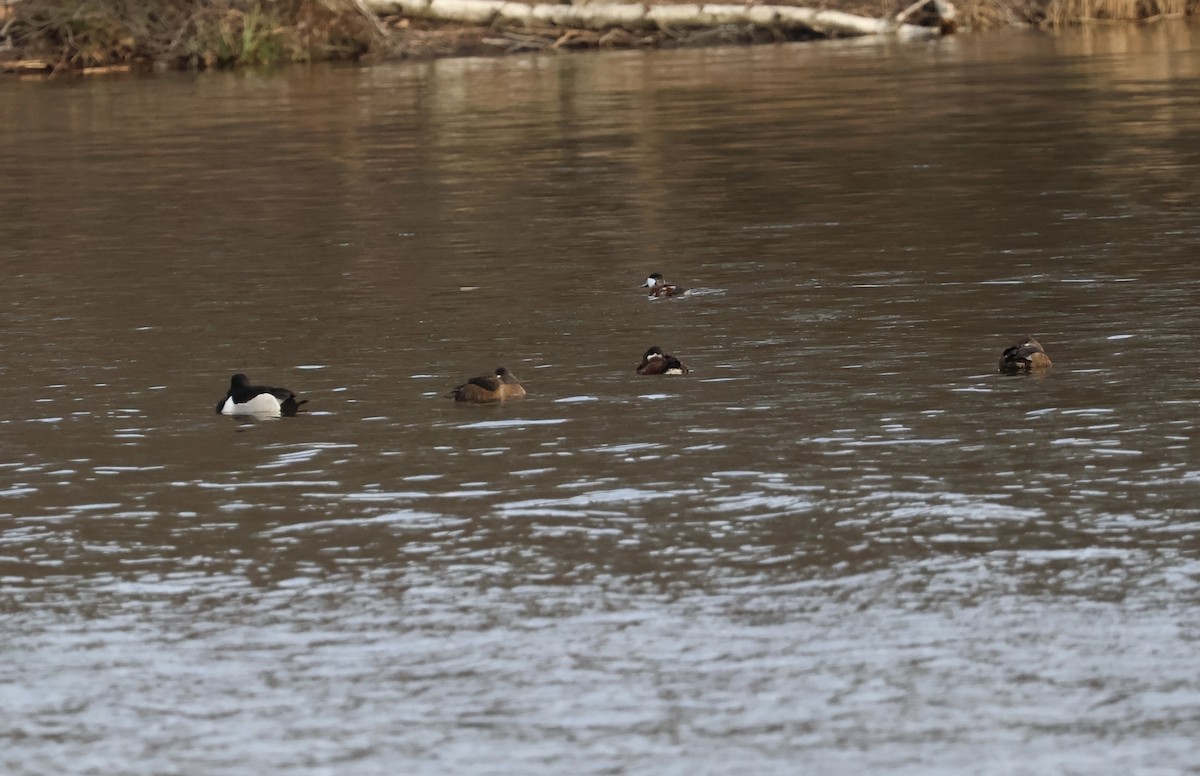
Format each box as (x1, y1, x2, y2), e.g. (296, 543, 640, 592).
(0, 0, 1194, 75)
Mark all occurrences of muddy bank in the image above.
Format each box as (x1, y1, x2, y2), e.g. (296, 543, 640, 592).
(0, 0, 1194, 74)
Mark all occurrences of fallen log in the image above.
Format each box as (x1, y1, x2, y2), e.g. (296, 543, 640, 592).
(364, 0, 952, 40)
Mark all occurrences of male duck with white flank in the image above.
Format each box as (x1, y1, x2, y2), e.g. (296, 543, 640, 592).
(217, 373, 307, 416)
(998, 335, 1053, 373)
(641, 272, 687, 298)
(448, 366, 527, 403)
(636, 346, 689, 375)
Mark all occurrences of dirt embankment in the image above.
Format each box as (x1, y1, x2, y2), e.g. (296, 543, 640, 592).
(0, 0, 1194, 74)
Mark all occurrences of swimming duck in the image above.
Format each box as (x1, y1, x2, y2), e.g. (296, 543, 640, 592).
(216, 373, 307, 416)
(447, 366, 527, 403)
(642, 273, 687, 298)
(998, 335, 1052, 373)
(636, 346, 689, 375)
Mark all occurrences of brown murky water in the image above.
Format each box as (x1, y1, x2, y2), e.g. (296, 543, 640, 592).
(3, 24, 1200, 774)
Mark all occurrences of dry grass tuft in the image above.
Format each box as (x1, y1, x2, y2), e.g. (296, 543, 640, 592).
(3, 0, 385, 71)
(1044, 0, 1193, 24)
(940, 0, 1196, 27)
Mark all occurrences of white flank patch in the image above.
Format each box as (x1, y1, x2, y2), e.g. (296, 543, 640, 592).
(222, 393, 282, 417)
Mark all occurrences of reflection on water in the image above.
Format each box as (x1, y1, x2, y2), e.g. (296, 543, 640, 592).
(3, 24, 1200, 774)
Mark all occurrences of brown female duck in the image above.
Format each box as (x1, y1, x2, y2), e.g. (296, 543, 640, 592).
(447, 366, 527, 403)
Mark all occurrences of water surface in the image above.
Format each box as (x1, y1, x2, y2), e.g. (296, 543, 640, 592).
(3, 24, 1200, 774)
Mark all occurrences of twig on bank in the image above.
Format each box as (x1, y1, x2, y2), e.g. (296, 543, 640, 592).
(346, 0, 393, 39)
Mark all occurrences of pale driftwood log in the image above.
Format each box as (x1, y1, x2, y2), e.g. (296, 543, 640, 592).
(364, 0, 947, 40)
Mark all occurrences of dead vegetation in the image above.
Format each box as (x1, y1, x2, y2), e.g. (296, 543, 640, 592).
(0, 0, 1196, 75)
(0, 0, 386, 73)
(952, 0, 1196, 27)
(438, 16, 823, 56)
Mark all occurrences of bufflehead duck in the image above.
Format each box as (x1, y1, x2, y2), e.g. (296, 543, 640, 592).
(998, 336, 1052, 373)
(636, 346, 689, 375)
(447, 366, 527, 403)
(216, 373, 307, 416)
(642, 273, 686, 298)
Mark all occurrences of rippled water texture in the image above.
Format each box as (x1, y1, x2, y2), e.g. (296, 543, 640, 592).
(3, 24, 1200, 774)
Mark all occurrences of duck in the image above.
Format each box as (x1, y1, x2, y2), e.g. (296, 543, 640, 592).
(447, 366, 527, 403)
(642, 272, 687, 298)
(636, 346, 689, 375)
(216, 373, 307, 416)
(998, 335, 1052, 373)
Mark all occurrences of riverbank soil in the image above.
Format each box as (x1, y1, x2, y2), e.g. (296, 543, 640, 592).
(0, 0, 1195, 74)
